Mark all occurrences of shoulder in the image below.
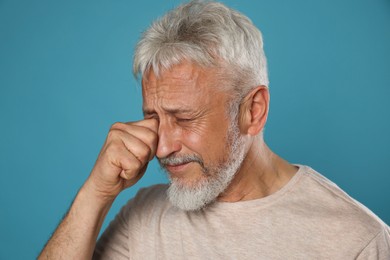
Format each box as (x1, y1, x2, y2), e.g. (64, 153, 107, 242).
(356, 227, 390, 259)
(296, 165, 389, 249)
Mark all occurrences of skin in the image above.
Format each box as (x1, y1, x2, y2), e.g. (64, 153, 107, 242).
(38, 61, 297, 259)
(142, 62, 235, 186)
(38, 119, 159, 259)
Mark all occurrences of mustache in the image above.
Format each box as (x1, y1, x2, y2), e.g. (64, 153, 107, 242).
(159, 154, 204, 168)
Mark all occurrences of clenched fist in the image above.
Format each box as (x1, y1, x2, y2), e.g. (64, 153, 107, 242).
(85, 119, 158, 201)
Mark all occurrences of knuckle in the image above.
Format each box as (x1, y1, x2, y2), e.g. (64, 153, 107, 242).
(110, 122, 124, 130)
(123, 170, 134, 180)
(145, 129, 158, 144)
(130, 157, 142, 170)
(138, 146, 152, 162)
(150, 131, 158, 143)
(122, 153, 139, 168)
(105, 140, 121, 154)
(107, 129, 122, 140)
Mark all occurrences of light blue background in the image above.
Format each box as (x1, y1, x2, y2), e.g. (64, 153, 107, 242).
(1, 0, 389, 258)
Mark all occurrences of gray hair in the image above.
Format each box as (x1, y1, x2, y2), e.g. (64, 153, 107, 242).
(133, 0, 269, 116)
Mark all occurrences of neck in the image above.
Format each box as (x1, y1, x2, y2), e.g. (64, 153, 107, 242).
(217, 138, 298, 202)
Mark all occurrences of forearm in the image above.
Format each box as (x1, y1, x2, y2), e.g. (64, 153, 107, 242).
(39, 183, 114, 260)
(39, 119, 157, 259)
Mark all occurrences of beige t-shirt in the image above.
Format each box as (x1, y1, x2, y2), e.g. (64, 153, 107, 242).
(94, 165, 390, 259)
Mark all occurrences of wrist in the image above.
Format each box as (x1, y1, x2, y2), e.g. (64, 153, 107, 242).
(81, 178, 118, 207)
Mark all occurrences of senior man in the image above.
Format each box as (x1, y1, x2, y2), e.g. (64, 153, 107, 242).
(39, 1, 390, 259)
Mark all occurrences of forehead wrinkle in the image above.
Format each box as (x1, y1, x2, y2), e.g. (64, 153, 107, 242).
(142, 62, 226, 117)
(142, 83, 199, 114)
(143, 67, 199, 102)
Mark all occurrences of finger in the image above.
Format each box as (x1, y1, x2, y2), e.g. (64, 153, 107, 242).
(117, 130, 155, 163)
(120, 164, 147, 186)
(131, 118, 158, 133)
(110, 119, 158, 133)
(109, 143, 143, 179)
(111, 119, 157, 133)
(110, 123, 158, 160)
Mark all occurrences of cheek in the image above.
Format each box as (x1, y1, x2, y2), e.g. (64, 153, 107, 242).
(186, 131, 202, 144)
(181, 124, 228, 161)
(182, 130, 203, 154)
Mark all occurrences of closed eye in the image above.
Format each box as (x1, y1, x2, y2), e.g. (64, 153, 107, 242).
(176, 117, 192, 122)
(144, 114, 160, 122)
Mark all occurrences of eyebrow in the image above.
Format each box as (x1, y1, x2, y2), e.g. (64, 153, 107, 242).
(143, 107, 194, 116)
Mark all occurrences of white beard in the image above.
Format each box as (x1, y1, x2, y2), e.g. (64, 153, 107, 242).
(161, 118, 247, 211)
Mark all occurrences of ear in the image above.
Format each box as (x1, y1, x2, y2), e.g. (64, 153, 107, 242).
(239, 86, 270, 136)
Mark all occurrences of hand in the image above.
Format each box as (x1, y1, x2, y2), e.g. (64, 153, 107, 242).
(85, 119, 158, 201)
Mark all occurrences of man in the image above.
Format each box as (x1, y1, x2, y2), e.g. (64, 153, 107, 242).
(39, 1, 390, 259)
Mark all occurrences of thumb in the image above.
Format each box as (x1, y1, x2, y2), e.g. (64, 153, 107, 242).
(120, 164, 149, 188)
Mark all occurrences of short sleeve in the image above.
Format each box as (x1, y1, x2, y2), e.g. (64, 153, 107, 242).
(357, 227, 390, 260)
(92, 199, 133, 260)
(92, 184, 168, 259)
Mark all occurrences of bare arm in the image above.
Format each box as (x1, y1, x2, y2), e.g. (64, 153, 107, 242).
(38, 119, 158, 259)
(38, 182, 113, 259)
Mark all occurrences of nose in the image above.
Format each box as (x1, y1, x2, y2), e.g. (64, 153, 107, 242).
(156, 120, 181, 158)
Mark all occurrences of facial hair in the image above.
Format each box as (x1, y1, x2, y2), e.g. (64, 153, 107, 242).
(159, 118, 247, 211)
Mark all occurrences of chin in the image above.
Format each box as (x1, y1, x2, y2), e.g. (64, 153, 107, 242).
(169, 174, 207, 188)
(167, 173, 228, 211)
